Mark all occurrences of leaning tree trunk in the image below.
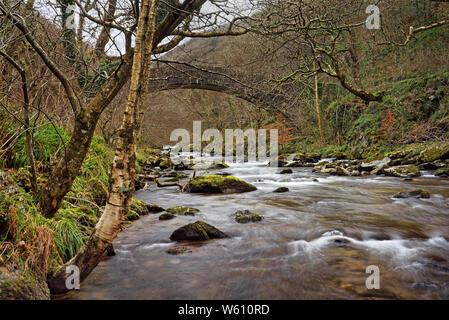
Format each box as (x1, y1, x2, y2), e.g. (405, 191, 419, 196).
(48, 0, 159, 294)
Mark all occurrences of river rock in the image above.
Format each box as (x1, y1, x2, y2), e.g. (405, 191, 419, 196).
(169, 221, 229, 242)
(146, 203, 165, 213)
(280, 168, 293, 174)
(393, 189, 430, 199)
(186, 175, 257, 193)
(419, 145, 449, 163)
(159, 212, 176, 220)
(435, 167, 449, 177)
(233, 210, 264, 223)
(188, 161, 229, 170)
(166, 246, 192, 255)
(273, 187, 289, 193)
(361, 157, 391, 172)
(166, 206, 200, 216)
(156, 178, 180, 188)
(384, 165, 421, 178)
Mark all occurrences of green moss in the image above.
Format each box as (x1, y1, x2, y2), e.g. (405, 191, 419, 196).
(87, 178, 108, 206)
(0, 269, 50, 300)
(166, 206, 199, 216)
(130, 198, 149, 216)
(188, 175, 257, 194)
(126, 210, 140, 221)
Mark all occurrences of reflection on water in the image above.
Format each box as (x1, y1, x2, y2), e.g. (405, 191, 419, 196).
(66, 158, 449, 300)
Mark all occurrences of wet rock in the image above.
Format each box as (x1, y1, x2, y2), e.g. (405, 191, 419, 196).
(169, 221, 229, 242)
(280, 168, 293, 174)
(273, 187, 289, 193)
(384, 165, 421, 178)
(419, 160, 446, 170)
(233, 210, 264, 224)
(146, 203, 165, 213)
(131, 199, 149, 216)
(324, 166, 351, 176)
(189, 161, 229, 170)
(313, 178, 319, 182)
(159, 213, 176, 220)
(305, 152, 321, 163)
(126, 210, 140, 221)
(186, 175, 257, 194)
(419, 145, 449, 163)
(166, 246, 192, 255)
(435, 167, 449, 177)
(361, 157, 391, 172)
(166, 206, 200, 216)
(393, 189, 430, 199)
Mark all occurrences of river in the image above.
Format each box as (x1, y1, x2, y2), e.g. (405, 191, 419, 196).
(66, 154, 449, 299)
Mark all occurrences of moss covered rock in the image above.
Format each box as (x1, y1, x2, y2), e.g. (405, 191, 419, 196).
(126, 210, 140, 221)
(186, 175, 257, 194)
(384, 165, 421, 178)
(419, 145, 449, 163)
(159, 213, 176, 221)
(166, 206, 199, 216)
(169, 220, 228, 242)
(233, 210, 263, 224)
(273, 187, 289, 193)
(435, 167, 449, 177)
(131, 199, 149, 216)
(0, 269, 50, 300)
(393, 189, 430, 199)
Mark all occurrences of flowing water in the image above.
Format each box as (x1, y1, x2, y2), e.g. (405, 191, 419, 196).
(67, 154, 449, 300)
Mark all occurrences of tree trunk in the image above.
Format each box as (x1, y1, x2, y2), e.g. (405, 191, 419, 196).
(314, 73, 323, 140)
(48, 0, 159, 294)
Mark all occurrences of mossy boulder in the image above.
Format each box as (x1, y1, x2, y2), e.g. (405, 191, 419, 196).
(435, 167, 449, 177)
(126, 210, 140, 221)
(189, 161, 229, 170)
(166, 206, 199, 216)
(0, 269, 50, 300)
(186, 175, 257, 194)
(384, 165, 421, 178)
(273, 187, 289, 193)
(393, 189, 430, 199)
(233, 210, 264, 224)
(169, 221, 229, 242)
(131, 199, 149, 216)
(159, 213, 176, 221)
(328, 166, 351, 176)
(419, 145, 449, 163)
(87, 178, 108, 206)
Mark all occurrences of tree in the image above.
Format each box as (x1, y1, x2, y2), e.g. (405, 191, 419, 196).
(48, 0, 160, 293)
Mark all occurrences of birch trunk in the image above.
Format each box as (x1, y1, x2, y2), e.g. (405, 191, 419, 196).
(48, 0, 159, 294)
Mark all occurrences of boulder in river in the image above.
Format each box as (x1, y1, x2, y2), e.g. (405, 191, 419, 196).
(170, 221, 229, 242)
(146, 203, 165, 213)
(361, 157, 391, 172)
(189, 161, 229, 170)
(435, 167, 449, 177)
(186, 175, 257, 194)
(280, 168, 293, 174)
(384, 165, 421, 178)
(166, 206, 200, 216)
(393, 189, 430, 199)
(273, 187, 289, 193)
(159, 212, 176, 220)
(166, 246, 192, 255)
(233, 210, 264, 223)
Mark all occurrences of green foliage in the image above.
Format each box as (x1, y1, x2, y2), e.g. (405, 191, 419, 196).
(8, 125, 70, 168)
(46, 218, 84, 262)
